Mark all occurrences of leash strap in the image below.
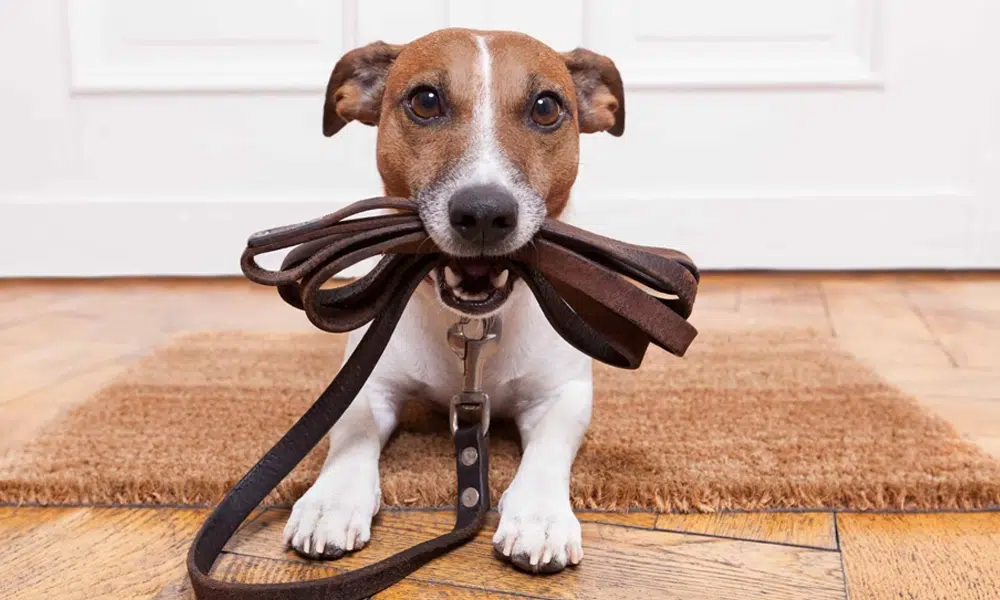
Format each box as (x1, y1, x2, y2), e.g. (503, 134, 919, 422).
(186, 198, 699, 599)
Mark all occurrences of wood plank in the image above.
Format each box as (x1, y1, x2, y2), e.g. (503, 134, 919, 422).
(685, 275, 740, 316)
(154, 554, 535, 600)
(976, 437, 1000, 461)
(0, 284, 176, 332)
(917, 396, 1000, 437)
(0, 340, 146, 405)
(723, 278, 833, 332)
(877, 367, 1000, 401)
(0, 292, 74, 329)
(0, 507, 208, 600)
(0, 361, 131, 454)
(0, 505, 67, 537)
(0, 282, 306, 408)
(0, 280, 311, 364)
(838, 512, 1000, 600)
(916, 395, 1000, 459)
(98, 284, 312, 336)
(822, 278, 956, 369)
(221, 509, 845, 600)
(0, 311, 97, 353)
(576, 511, 657, 528)
(654, 512, 838, 550)
(901, 278, 1000, 370)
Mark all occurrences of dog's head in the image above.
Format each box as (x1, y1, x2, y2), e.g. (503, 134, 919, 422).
(323, 28, 625, 316)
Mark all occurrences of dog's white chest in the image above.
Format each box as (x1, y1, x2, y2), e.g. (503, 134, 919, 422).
(352, 281, 590, 418)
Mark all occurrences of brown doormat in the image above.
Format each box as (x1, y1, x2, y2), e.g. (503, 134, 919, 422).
(2, 329, 999, 512)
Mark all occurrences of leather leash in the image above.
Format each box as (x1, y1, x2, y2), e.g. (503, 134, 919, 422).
(186, 197, 699, 599)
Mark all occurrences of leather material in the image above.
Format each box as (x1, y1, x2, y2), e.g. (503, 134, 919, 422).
(187, 197, 698, 599)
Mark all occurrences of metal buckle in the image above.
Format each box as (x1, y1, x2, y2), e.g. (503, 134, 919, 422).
(447, 317, 501, 435)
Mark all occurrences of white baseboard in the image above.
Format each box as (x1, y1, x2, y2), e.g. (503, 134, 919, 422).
(1, 192, 994, 277)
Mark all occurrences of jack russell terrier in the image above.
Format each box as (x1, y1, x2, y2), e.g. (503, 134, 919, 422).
(283, 27, 625, 574)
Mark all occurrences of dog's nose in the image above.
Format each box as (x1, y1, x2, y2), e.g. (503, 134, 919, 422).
(448, 184, 518, 245)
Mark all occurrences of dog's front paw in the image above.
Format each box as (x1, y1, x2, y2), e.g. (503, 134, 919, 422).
(283, 473, 380, 560)
(492, 481, 583, 574)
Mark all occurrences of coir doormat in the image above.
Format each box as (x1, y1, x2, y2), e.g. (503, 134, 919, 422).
(2, 329, 999, 512)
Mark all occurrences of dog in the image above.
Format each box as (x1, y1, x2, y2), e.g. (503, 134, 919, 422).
(282, 27, 625, 574)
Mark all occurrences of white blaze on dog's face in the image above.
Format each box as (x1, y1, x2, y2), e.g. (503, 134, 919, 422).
(322, 28, 625, 316)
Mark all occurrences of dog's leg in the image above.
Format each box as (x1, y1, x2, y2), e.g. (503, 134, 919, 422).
(493, 373, 593, 573)
(283, 376, 401, 559)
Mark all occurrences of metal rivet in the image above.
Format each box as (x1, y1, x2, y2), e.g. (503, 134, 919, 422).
(461, 487, 480, 508)
(460, 447, 479, 466)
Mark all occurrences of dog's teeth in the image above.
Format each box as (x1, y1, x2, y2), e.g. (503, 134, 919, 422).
(491, 269, 509, 289)
(454, 287, 489, 302)
(444, 266, 461, 288)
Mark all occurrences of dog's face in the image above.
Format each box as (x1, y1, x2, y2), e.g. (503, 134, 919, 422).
(323, 28, 625, 316)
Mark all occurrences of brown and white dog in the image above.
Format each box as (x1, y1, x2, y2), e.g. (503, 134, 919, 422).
(283, 28, 625, 574)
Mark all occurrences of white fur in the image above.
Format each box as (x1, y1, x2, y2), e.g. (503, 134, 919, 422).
(284, 283, 592, 570)
(285, 31, 593, 573)
(467, 35, 506, 186)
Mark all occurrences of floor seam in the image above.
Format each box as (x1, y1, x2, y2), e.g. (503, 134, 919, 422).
(819, 283, 838, 338)
(651, 525, 839, 553)
(834, 512, 852, 600)
(899, 286, 960, 368)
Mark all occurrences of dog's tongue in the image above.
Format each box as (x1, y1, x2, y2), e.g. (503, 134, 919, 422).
(456, 259, 492, 278)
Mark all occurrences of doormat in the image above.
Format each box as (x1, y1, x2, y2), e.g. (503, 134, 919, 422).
(2, 329, 998, 512)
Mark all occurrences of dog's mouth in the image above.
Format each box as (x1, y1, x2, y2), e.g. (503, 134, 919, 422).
(433, 258, 516, 316)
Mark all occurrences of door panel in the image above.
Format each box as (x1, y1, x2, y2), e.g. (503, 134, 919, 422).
(1, 0, 997, 275)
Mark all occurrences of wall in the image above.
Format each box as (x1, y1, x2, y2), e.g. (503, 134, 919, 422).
(1, 0, 998, 276)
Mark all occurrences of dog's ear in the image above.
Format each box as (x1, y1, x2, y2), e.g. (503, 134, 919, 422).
(323, 41, 403, 137)
(561, 48, 626, 137)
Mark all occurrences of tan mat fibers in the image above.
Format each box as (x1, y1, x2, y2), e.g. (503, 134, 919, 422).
(2, 329, 999, 511)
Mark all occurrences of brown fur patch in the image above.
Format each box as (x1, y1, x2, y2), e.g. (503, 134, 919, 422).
(324, 28, 626, 218)
(323, 41, 402, 136)
(487, 32, 581, 216)
(375, 30, 480, 200)
(562, 48, 626, 137)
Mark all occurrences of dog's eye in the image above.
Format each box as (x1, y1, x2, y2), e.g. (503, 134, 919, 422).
(408, 87, 443, 121)
(530, 93, 562, 127)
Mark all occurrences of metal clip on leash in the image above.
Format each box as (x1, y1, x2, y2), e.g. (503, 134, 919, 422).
(447, 317, 500, 510)
(447, 317, 501, 436)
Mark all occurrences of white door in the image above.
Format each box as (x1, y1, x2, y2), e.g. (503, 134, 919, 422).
(2, 0, 998, 276)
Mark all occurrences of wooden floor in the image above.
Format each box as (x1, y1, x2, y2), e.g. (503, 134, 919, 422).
(1, 273, 999, 599)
